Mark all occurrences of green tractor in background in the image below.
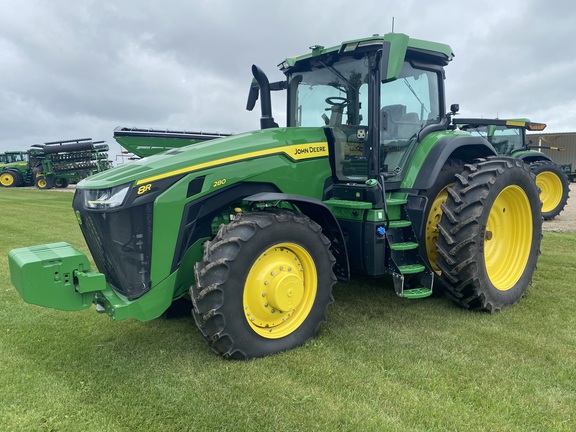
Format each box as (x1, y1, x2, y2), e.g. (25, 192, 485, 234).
(0, 151, 30, 187)
(454, 118, 570, 220)
(9, 33, 543, 359)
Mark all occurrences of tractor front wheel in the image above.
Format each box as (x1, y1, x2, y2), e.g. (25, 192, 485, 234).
(529, 160, 570, 220)
(0, 170, 23, 187)
(191, 209, 336, 359)
(35, 174, 53, 190)
(436, 157, 542, 312)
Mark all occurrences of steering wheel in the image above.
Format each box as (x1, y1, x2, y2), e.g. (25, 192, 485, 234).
(325, 97, 350, 107)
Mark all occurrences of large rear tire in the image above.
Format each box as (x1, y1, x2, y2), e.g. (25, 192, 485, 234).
(191, 209, 336, 359)
(421, 158, 464, 276)
(436, 157, 542, 312)
(54, 178, 69, 188)
(0, 170, 23, 187)
(529, 160, 569, 220)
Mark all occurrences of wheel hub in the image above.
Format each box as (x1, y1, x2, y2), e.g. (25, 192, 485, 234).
(0, 173, 14, 186)
(425, 186, 450, 274)
(243, 243, 317, 339)
(267, 272, 304, 312)
(535, 171, 562, 213)
(484, 185, 532, 291)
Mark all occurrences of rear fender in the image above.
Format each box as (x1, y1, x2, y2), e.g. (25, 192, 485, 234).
(511, 150, 552, 164)
(412, 136, 496, 190)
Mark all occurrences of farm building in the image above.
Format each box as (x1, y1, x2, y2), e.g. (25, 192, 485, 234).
(527, 132, 576, 181)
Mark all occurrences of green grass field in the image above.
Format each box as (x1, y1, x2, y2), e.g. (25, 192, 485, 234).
(1, 188, 575, 431)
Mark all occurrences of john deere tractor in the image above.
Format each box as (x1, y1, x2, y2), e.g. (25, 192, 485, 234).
(455, 118, 570, 219)
(0, 151, 30, 187)
(9, 33, 542, 359)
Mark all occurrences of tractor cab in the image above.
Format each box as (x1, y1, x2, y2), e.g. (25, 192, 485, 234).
(287, 53, 443, 188)
(2, 151, 29, 164)
(250, 34, 452, 192)
(455, 118, 547, 156)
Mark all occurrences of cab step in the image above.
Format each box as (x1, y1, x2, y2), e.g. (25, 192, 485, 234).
(389, 242, 418, 251)
(402, 287, 433, 299)
(386, 198, 408, 206)
(397, 264, 426, 274)
(388, 219, 411, 228)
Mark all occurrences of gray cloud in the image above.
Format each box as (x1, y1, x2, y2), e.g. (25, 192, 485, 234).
(1, 0, 575, 155)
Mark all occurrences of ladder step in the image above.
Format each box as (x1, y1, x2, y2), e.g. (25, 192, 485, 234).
(397, 264, 425, 274)
(403, 288, 433, 299)
(386, 198, 408, 206)
(390, 241, 418, 251)
(388, 220, 411, 228)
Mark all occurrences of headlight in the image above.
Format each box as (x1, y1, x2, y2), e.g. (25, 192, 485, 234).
(84, 184, 130, 209)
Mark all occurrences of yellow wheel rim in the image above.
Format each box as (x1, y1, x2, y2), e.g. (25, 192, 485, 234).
(425, 185, 451, 274)
(0, 173, 14, 186)
(37, 179, 47, 188)
(243, 243, 317, 339)
(535, 171, 563, 213)
(484, 185, 533, 291)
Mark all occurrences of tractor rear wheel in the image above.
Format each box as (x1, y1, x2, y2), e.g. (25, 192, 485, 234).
(191, 209, 336, 359)
(436, 157, 542, 312)
(54, 178, 69, 188)
(529, 160, 569, 220)
(421, 158, 464, 276)
(0, 170, 23, 187)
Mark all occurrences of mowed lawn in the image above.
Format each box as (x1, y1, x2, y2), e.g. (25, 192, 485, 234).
(1, 188, 575, 431)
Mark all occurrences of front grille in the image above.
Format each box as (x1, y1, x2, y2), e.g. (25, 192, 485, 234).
(77, 203, 153, 300)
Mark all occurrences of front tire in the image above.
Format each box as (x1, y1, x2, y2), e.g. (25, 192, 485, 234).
(191, 209, 336, 359)
(436, 157, 542, 312)
(35, 174, 54, 190)
(529, 160, 569, 220)
(0, 170, 23, 187)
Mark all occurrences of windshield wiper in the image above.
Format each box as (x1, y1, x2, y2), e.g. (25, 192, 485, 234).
(319, 60, 360, 92)
(403, 78, 428, 119)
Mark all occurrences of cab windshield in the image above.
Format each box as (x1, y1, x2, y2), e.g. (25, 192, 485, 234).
(288, 55, 370, 128)
(6, 152, 28, 163)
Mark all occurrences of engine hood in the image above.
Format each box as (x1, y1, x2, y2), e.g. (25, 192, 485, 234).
(77, 127, 328, 190)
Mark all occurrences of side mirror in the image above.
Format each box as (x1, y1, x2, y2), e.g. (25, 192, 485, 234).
(246, 79, 259, 111)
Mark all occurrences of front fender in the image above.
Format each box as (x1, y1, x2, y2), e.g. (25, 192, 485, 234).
(244, 192, 350, 282)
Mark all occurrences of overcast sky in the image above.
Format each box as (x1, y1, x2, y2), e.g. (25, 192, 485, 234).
(1, 0, 575, 157)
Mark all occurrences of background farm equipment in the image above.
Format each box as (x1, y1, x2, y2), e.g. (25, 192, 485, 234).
(0, 138, 111, 189)
(114, 127, 230, 158)
(455, 118, 570, 219)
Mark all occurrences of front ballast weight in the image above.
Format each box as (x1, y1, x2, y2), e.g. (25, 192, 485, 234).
(435, 157, 542, 313)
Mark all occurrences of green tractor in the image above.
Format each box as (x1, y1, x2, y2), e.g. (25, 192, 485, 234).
(455, 118, 570, 219)
(9, 33, 543, 359)
(0, 151, 31, 187)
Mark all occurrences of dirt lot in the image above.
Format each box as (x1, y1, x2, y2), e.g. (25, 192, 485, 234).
(542, 182, 576, 233)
